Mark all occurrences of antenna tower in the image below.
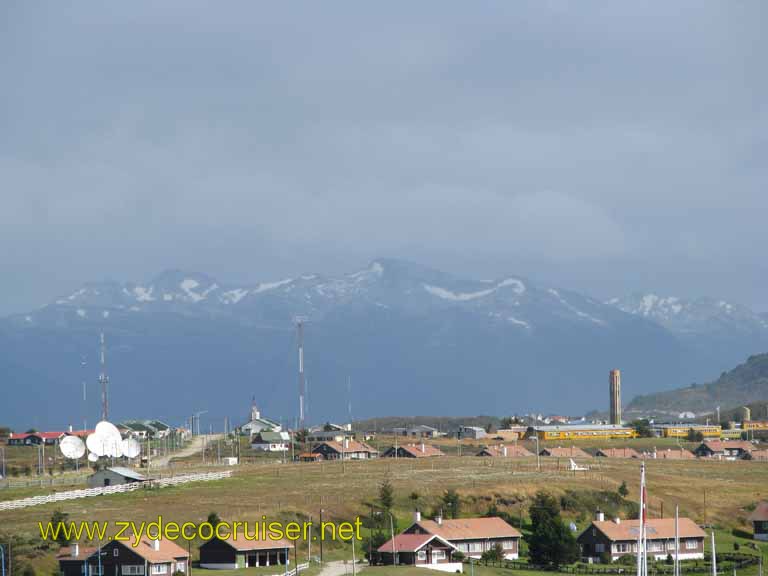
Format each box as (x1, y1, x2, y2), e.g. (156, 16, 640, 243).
(295, 316, 308, 430)
(99, 332, 109, 421)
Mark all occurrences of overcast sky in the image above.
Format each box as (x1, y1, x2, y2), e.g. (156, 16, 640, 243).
(1, 1, 766, 316)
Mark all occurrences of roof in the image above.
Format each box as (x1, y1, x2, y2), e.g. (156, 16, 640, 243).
(417, 517, 522, 541)
(213, 533, 292, 551)
(699, 440, 754, 453)
(253, 431, 289, 442)
(540, 446, 591, 458)
(314, 440, 378, 454)
(10, 431, 65, 440)
(477, 445, 533, 457)
(596, 448, 640, 459)
(652, 448, 695, 459)
(57, 546, 97, 561)
(748, 449, 768, 461)
(748, 501, 768, 522)
(589, 518, 705, 542)
(378, 533, 455, 553)
(393, 443, 445, 457)
(115, 535, 189, 562)
(104, 467, 146, 481)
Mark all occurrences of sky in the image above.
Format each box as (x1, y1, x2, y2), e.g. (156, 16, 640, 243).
(1, 1, 766, 316)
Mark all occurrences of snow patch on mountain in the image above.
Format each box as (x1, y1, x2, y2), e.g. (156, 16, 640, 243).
(423, 277, 526, 302)
(547, 289, 605, 325)
(133, 286, 156, 302)
(252, 279, 293, 294)
(221, 288, 249, 304)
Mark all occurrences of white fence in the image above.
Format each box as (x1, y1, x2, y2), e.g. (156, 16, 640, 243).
(282, 562, 310, 576)
(0, 470, 232, 511)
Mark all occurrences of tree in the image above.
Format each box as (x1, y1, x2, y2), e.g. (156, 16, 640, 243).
(527, 491, 579, 567)
(442, 489, 461, 519)
(50, 510, 71, 545)
(686, 428, 704, 442)
(481, 543, 505, 562)
(409, 491, 420, 508)
(207, 511, 221, 526)
(378, 479, 394, 511)
(618, 481, 629, 498)
(631, 419, 653, 438)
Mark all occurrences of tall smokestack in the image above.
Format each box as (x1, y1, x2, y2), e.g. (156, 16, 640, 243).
(609, 369, 621, 425)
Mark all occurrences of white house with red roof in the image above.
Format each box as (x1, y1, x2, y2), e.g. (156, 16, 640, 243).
(377, 532, 461, 572)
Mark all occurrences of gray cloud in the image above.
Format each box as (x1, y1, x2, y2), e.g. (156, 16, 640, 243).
(0, 1, 765, 314)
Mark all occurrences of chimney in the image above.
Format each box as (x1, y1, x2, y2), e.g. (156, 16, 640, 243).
(152, 539, 160, 551)
(420, 441, 425, 453)
(72, 543, 80, 558)
(414, 510, 421, 522)
(502, 445, 508, 457)
(344, 437, 349, 450)
(595, 509, 605, 522)
(435, 512, 443, 525)
(68, 424, 73, 433)
(613, 517, 621, 525)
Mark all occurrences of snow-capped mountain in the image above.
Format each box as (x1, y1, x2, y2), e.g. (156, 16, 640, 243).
(2, 260, 766, 429)
(17, 259, 627, 331)
(606, 293, 768, 335)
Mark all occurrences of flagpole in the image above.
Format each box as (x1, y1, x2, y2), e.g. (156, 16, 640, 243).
(674, 505, 680, 576)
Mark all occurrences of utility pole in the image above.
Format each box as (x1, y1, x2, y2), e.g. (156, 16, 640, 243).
(319, 509, 324, 564)
(295, 317, 308, 431)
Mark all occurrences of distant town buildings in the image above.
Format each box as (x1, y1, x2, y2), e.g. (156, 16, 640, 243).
(382, 443, 445, 458)
(250, 431, 291, 452)
(58, 537, 188, 576)
(240, 400, 281, 437)
(87, 466, 147, 488)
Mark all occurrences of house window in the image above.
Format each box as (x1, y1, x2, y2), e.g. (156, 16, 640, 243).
(432, 550, 445, 560)
(114, 549, 119, 557)
(417, 551, 427, 561)
(122, 567, 144, 575)
(595, 544, 605, 553)
(685, 540, 698, 550)
(150, 565, 168, 575)
(615, 543, 630, 553)
(174, 563, 185, 573)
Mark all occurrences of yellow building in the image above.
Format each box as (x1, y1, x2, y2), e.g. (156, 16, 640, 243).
(744, 420, 768, 431)
(657, 424, 721, 438)
(529, 424, 637, 441)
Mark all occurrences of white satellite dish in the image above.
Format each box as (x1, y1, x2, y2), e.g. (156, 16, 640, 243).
(59, 436, 86, 459)
(95, 420, 122, 441)
(121, 438, 141, 459)
(88, 452, 99, 462)
(87, 420, 124, 457)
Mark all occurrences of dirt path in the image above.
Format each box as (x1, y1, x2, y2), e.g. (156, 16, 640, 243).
(318, 560, 366, 576)
(150, 434, 219, 468)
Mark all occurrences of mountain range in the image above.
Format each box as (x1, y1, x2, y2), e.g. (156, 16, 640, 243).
(2, 259, 767, 430)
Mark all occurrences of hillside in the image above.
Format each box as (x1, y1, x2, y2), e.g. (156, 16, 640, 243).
(626, 353, 768, 416)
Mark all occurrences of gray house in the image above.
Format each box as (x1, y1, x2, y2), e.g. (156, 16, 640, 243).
(87, 466, 147, 488)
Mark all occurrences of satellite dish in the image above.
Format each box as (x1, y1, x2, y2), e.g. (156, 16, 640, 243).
(95, 420, 122, 441)
(121, 438, 140, 459)
(60, 436, 86, 459)
(87, 420, 124, 457)
(88, 452, 99, 462)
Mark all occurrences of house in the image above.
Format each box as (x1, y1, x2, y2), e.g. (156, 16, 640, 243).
(199, 533, 292, 569)
(649, 448, 696, 460)
(458, 426, 486, 440)
(404, 512, 522, 560)
(391, 425, 440, 438)
(539, 446, 591, 459)
(7, 432, 65, 446)
(250, 431, 291, 452)
(744, 449, 768, 461)
(58, 537, 188, 576)
(240, 401, 282, 437)
(87, 466, 147, 488)
(476, 444, 533, 458)
(377, 533, 460, 572)
(305, 429, 353, 443)
(297, 452, 323, 462)
(577, 512, 705, 563)
(311, 439, 378, 460)
(595, 447, 640, 459)
(748, 501, 768, 541)
(382, 443, 445, 458)
(693, 440, 753, 460)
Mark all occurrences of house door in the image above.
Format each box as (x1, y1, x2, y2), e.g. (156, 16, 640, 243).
(104, 478, 111, 487)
